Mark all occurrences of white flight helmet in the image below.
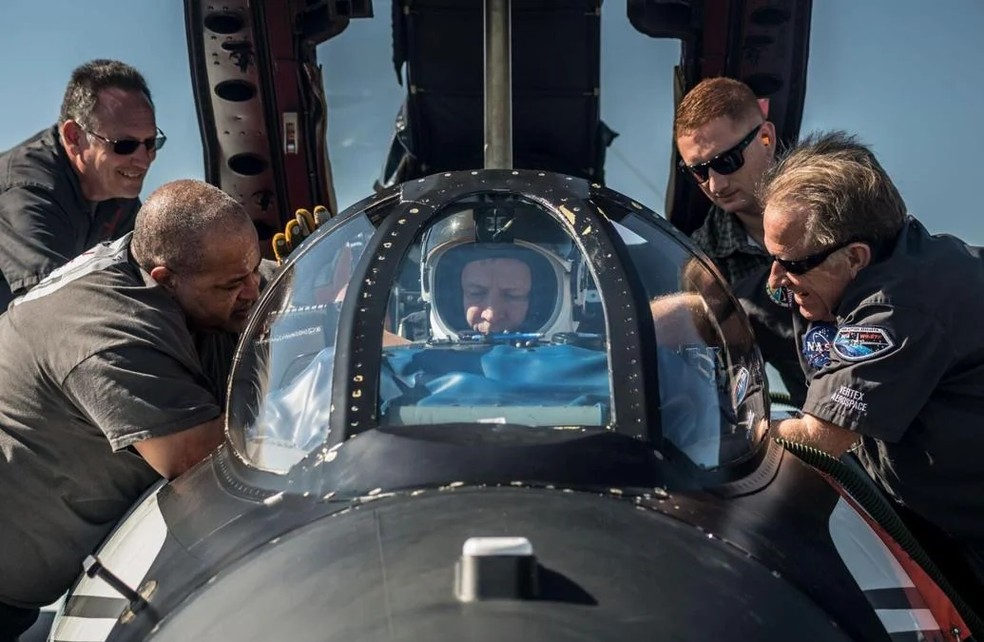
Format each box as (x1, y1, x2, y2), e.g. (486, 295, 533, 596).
(419, 196, 584, 341)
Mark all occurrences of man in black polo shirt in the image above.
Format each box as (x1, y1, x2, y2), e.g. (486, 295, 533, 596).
(762, 130, 984, 607)
(0, 59, 162, 310)
(0, 179, 262, 639)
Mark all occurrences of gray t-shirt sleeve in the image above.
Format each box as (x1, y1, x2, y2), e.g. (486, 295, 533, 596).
(0, 184, 78, 294)
(803, 303, 951, 443)
(62, 345, 222, 451)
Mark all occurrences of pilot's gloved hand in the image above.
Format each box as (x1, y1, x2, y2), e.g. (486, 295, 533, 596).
(272, 205, 331, 264)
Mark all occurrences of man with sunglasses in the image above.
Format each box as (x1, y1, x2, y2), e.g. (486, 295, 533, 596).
(674, 77, 806, 404)
(763, 130, 984, 609)
(0, 59, 162, 311)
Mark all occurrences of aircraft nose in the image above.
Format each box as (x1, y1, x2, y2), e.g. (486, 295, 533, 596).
(138, 491, 858, 642)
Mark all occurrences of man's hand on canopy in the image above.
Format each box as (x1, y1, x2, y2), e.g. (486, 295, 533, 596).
(272, 205, 331, 265)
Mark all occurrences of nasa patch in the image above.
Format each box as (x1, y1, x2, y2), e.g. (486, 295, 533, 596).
(732, 366, 750, 408)
(832, 326, 896, 361)
(766, 282, 793, 308)
(802, 322, 837, 369)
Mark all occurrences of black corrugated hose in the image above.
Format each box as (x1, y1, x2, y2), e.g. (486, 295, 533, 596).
(775, 437, 984, 641)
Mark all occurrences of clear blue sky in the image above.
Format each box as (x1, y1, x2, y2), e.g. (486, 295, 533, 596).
(2, 1, 982, 242)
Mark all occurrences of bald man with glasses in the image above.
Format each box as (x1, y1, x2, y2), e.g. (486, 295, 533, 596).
(674, 77, 806, 404)
(0, 59, 162, 311)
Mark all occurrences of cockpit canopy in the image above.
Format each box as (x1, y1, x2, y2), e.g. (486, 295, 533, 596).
(226, 170, 769, 485)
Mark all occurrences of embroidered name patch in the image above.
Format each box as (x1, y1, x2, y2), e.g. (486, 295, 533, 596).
(802, 322, 837, 369)
(832, 326, 896, 361)
(830, 385, 868, 414)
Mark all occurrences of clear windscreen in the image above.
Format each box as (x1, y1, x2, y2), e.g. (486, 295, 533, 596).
(226, 192, 768, 476)
(378, 195, 613, 429)
(612, 213, 769, 468)
(226, 213, 375, 473)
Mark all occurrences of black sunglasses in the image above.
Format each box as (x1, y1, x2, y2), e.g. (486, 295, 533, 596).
(771, 240, 856, 275)
(679, 123, 763, 183)
(85, 127, 167, 155)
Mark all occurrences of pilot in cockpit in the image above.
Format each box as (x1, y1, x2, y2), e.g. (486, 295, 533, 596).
(368, 198, 616, 428)
(459, 249, 533, 334)
(396, 199, 593, 343)
(245, 195, 742, 471)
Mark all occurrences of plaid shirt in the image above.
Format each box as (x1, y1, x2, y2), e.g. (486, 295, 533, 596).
(690, 206, 770, 284)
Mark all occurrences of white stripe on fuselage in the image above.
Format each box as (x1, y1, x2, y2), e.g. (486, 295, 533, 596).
(49, 616, 117, 641)
(50, 486, 167, 641)
(874, 608, 939, 634)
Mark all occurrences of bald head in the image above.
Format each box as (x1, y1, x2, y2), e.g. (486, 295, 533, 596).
(131, 179, 254, 274)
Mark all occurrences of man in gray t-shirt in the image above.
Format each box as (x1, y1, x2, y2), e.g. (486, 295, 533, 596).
(0, 179, 263, 635)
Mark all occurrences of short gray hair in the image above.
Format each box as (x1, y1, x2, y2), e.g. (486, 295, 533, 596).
(760, 130, 906, 248)
(131, 180, 252, 273)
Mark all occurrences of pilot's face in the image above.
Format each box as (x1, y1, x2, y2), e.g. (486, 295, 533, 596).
(462, 257, 531, 334)
(168, 224, 262, 334)
(676, 115, 774, 216)
(70, 88, 159, 202)
(764, 200, 854, 323)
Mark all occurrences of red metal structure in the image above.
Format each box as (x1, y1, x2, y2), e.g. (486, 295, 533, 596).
(183, 0, 811, 242)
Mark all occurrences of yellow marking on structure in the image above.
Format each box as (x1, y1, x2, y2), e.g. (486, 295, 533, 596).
(558, 204, 576, 225)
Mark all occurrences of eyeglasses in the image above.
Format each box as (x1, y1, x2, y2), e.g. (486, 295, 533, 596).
(85, 127, 167, 155)
(771, 240, 855, 275)
(679, 123, 763, 183)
